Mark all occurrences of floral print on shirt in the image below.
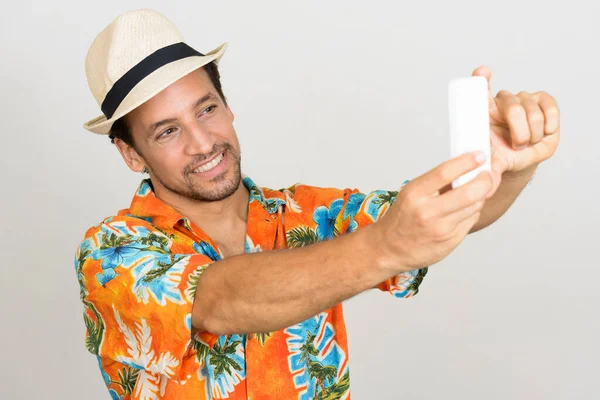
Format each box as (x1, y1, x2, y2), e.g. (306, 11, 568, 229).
(74, 175, 427, 399)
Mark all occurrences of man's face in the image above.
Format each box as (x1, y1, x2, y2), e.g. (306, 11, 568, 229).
(123, 68, 241, 202)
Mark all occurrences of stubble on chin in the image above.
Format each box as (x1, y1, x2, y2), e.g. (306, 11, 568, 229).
(152, 145, 242, 202)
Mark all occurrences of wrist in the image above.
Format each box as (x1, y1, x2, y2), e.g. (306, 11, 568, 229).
(503, 163, 539, 181)
(359, 223, 411, 276)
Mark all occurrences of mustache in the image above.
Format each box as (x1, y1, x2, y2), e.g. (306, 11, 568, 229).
(184, 143, 235, 174)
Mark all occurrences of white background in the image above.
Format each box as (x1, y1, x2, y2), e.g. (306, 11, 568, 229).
(1, 1, 598, 399)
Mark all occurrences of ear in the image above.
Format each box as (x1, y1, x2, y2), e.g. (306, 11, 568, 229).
(114, 139, 147, 173)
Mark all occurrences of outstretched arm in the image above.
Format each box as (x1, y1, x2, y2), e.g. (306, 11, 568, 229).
(194, 152, 493, 335)
(193, 223, 390, 335)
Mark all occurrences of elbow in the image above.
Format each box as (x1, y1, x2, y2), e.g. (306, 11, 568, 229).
(194, 315, 229, 336)
(192, 298, 232, 336)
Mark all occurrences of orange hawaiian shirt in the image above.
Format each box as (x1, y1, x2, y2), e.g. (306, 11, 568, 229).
(74, 175, 428, 399)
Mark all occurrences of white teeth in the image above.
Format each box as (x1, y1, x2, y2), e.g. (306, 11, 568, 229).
(193, 153, 224, 173)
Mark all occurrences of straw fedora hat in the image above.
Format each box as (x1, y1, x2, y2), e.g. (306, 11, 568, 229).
(83, 9, 228, 135)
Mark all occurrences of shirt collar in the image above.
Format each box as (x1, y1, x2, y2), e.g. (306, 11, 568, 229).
(122, 174, 287, 230)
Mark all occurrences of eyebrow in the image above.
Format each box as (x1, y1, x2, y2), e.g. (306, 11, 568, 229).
(147, 92, 217, 137)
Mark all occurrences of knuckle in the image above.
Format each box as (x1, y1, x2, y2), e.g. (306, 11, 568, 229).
(529, 113, 544, 126)
(402, 188, 418, 204)
(537, 91, 553, 101)
(473, 200, 485, 211)
(464, 188, 480, 203)
(546, 105, 560, 117)
(433, 224, 452, 239)
(437, 167, 452, 183)
(415, 209, 431, 226)
(507, 104, 524, 119)
(478, 180, 491, 196)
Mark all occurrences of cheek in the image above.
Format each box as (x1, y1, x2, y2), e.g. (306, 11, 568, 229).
(148, 148, 188, 176)
(229, 132, 240, 149)
(209, 119, 239, 151)
(223, 126, 240, 149)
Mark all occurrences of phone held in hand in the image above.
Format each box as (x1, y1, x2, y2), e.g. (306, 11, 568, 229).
(448, 76, 492, 189)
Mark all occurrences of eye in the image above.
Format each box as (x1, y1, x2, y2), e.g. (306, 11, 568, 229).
(201, 105, 217, 115)
(158, 128, 176, 139)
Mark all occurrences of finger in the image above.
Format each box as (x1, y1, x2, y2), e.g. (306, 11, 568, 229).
(533, 91, 560, 134)
(439, 182, 452, 196)
(414, 151, 487, 197)
(517, 92, 545, 145)
(452, 211, 483, 236)
(430, 171, 492, 218)
(496, 91, 530, 149)
(471, 65, 494, 107)
(436, 210, 482, 243)
(445, 200, 484, 229)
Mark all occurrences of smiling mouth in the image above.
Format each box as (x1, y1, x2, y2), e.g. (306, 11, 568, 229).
(191, 151, 225, 173)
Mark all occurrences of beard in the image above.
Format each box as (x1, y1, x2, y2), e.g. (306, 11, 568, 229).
(148, 142, 242, 202)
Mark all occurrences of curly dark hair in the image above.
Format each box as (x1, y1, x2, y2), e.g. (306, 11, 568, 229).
(108, 61, 227, 149)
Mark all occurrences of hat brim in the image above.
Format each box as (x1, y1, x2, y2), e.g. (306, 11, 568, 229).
(83, 42, 228, 135)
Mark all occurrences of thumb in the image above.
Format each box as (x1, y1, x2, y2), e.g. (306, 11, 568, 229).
(472, 65, 495, 108)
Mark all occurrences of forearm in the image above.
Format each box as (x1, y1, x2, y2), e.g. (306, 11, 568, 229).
(192, 224, 398, 335)
(470, 165, 538, 233)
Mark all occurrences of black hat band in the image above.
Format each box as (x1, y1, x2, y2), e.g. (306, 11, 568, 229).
(101, 42, 204, 119)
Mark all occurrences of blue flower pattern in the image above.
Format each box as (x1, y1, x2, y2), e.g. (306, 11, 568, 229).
(75, 176, 425, 399)
(313, 198, 344, 240)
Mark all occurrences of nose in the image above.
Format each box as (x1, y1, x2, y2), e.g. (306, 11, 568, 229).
(183, 119, 216, 156)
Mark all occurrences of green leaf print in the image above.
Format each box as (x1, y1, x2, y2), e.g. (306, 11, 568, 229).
(101, 232, 135, 250)
(192, 340, 211, 363)
(308, 359, 338, 398)
(372, 191, 399, 210)
(154, 226, 177, 240)
(193, 335, 244, 380)
(299, 331, 320, 363)
(254, 332, 272, 346)
(82, 300, 105, 355)
(299, 329, 347, 399)
(186, 267, 203, 301)
(287, 226, 319, 248)
(142, 255, 186, 283)
(407, 268, 428, 294)
(76, 244, 92, 301)
(113, 366, 140, 395)
(76, 245, 92, 275)
(137, 232, 170, 249)
(210, 336, 243, 378)
(249, 185, 263, 202)
(316, 370, 350, 400)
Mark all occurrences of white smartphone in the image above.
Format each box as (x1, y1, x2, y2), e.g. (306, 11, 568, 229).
(448, 76, 492, 189)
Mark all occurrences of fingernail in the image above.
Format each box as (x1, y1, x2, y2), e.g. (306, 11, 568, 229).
(474, 151, 486, 163)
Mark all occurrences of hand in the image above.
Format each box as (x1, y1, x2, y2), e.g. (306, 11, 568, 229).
(374, 152, 493, 272)
(472, 66, 561, 198)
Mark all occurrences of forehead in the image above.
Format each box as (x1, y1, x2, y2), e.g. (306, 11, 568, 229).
(127, 68, 216, 125)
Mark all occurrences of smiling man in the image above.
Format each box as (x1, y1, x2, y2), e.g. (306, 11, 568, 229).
(75, 9, 560, 400)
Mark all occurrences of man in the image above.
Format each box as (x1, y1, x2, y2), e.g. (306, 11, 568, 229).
(75, 8, 560, 400)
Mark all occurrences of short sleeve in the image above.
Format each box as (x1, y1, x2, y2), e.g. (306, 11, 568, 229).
(74, 219, 221, 383)
(337, 181, 429, 298)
